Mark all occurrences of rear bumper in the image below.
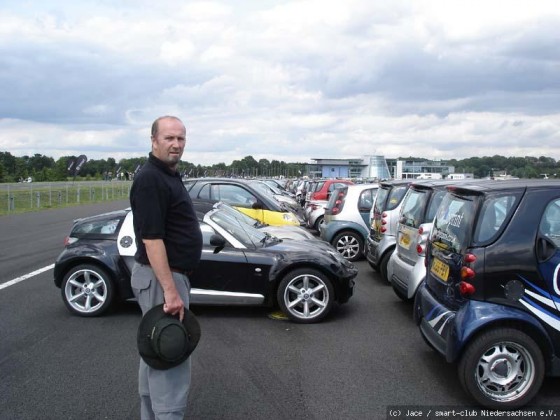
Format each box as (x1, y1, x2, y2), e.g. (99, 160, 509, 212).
(366, 234, 395, 268)
(390, 252, 426, 299)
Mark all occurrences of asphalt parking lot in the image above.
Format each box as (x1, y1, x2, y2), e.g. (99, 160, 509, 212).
(1, 201, 559, 419)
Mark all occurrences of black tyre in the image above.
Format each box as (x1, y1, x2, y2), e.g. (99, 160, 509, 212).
(458, 328, 545, 409)
(332, 230, 364, 262)
(313, 215, 324, 231)
(277, 268, 335, 323)
(61, 264, 114, 317)
(379, 250, 393, 283)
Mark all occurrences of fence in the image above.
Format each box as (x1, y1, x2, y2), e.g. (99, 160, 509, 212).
(0, 181, 132, 216)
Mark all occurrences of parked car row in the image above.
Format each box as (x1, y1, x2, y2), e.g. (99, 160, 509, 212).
(361, 178, 560, 410)
(53, 175, 560, 409)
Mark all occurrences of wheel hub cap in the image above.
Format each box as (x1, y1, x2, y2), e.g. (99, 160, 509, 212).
(491, 359, 511, 378)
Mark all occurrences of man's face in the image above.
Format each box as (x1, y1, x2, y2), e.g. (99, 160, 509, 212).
(151, 118, 186, 169)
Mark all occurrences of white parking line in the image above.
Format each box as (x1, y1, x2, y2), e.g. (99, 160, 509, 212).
(0, 264, 55, 291)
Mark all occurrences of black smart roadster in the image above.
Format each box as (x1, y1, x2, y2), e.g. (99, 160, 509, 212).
(54, 206, 357, 323)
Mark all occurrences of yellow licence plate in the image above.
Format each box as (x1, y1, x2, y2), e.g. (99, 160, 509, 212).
(431, 258, 449, 282)
(398, 232, 411, 250)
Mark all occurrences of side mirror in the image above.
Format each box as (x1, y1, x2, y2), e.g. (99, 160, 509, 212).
(252, 201, 263, 210)
(209, 234, 226, 254)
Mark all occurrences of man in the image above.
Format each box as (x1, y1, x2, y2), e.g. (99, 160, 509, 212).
(130, 116, 203, 420)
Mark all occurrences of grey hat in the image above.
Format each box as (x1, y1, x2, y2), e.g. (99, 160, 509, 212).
(137, 304, 201, 370)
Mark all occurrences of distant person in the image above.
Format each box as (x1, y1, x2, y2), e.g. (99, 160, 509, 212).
(130, 116, 203, 420)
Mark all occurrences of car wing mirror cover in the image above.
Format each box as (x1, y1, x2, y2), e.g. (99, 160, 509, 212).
(209, 234, 226, 254)
(252, 202, 263, 210)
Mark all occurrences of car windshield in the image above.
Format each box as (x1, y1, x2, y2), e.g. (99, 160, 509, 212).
(215, 202, 262, 227)
(431, 192, 476, 254)
(208, 208, 268, 248)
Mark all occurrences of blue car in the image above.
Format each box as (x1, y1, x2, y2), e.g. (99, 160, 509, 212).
(414, 180, 560, 409)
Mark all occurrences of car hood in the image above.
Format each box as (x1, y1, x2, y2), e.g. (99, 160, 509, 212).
(260, 225, 317, 241)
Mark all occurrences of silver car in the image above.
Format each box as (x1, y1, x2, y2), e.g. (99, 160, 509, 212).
(319, 184, 378, 261)
(304, 199, 327, 230)
(388, 180, 482, 300)
(365, 180, 413, 281)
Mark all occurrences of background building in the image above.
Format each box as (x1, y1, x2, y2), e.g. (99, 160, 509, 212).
(309, 156, 391, 180)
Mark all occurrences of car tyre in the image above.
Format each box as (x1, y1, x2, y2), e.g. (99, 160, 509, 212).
(379, 250, 393, 283)
(313, 215, 324, 231)
(277, 268, 334, 323)
(458, 328, 544, 409)
(332, 230, 363, 262)
(61, 264, 114, 317)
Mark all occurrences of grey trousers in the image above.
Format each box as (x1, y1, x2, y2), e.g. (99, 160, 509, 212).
(131, 263, 192, 420)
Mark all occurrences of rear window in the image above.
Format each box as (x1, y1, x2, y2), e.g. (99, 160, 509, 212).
(71, 216, 121, 236)
(373, 187, 390, 215)
(386, 185, 409, 211)
(431, 193, 476, 254)
(400, 188, 430, 228)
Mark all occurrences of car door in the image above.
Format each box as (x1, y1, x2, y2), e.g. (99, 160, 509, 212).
(191, 224, 252, 298)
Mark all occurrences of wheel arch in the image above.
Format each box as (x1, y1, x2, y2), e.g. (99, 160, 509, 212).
(450, 306, 555, 372)
(55, 256, 130, 300)
(270, 262, 342, 305)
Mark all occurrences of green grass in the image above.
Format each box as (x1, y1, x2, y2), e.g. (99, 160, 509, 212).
(0, 181, 132, 216)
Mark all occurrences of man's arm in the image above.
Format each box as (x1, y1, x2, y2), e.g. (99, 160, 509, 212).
(143, 238, 184, 321)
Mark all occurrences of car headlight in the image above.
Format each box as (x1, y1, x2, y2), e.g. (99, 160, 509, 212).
(282, 212, 299, 223)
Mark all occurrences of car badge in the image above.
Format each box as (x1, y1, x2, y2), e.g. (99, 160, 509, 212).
(120, 236, 133, 248)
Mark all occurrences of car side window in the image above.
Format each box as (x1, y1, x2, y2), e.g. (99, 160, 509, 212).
(214, 184, 256, 206)
(198, 184, 211, 200)
(474, 194, 517, 243)
(540, 199, 560, 247)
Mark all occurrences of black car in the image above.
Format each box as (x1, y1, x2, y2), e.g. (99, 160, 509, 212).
(54, 206, 357, 323)
(185, 178, 304, 226)
(414, 179, 560, 408)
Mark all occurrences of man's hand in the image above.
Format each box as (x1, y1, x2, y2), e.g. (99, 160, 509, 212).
(163, 289, 185, 322)
(143, 238, 185, 321)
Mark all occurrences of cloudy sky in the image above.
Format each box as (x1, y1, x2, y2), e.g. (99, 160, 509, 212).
(1, 0, 559, 166)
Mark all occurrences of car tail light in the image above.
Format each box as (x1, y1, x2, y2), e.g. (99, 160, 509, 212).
(459, 253, 477, 297)
(459, 281, 476, 296)
(64, 236, 78, 246)
(416, 226, 430, 256)
(331, 189, 347, 215)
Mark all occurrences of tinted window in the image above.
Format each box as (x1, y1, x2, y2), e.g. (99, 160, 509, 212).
(386, 186, 409, 211)
(374, 187, 390, 215)
(474, 194, 518, 243)
(400, 188, 429, 228)
(432, 193, 476, 253)
(540, 199, 560, 247)
(212, 184, 257, 206)
(358, 189, 376, 211)
(72, 217, 121, 236)
(426, 190, 446, 222)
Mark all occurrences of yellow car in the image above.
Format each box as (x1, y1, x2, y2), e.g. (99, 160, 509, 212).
(185, 178, 302, 226)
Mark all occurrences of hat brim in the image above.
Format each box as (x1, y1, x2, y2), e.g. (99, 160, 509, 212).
(137, 304, 201, 370)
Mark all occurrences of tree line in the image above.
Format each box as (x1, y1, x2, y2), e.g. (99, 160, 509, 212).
(0, 152, 307, 183)
(0, 151, 558, 183)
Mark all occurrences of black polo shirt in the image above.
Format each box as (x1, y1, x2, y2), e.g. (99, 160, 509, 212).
(130, 153, 202, 272)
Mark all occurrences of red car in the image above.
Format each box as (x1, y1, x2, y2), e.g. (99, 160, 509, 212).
(308, 179, 354, 201)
